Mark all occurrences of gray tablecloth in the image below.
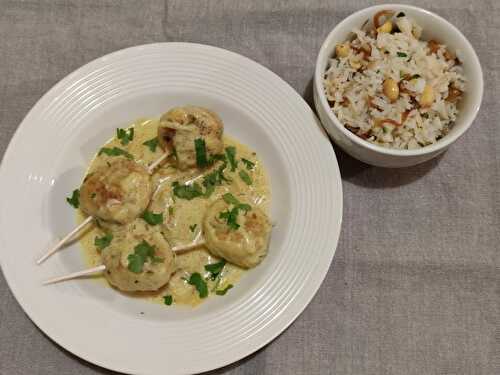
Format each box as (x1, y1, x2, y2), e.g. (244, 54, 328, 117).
(1, 1, 498, 374)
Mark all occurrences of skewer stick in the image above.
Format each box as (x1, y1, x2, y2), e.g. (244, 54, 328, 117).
(37, 216, 94, 265)
(147, 152, 169, 174)
(42, 265, 106, 285)
(172, 239, 205, 253)
(42, 239, 206, 285)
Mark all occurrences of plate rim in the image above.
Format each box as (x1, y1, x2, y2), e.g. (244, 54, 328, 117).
(0, 42, 343, 374)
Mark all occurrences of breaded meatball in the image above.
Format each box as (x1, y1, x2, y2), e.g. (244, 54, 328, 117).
(158, 106, 224, 170)
(203, 197, 271, 268)
(101, 219, 175, 292)
(80, 160, 152, 224)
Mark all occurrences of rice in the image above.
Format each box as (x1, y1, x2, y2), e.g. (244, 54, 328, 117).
(323, 11, 466, 149)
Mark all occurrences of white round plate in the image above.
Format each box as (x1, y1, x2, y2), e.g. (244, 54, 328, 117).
(0, 43, 342, 374)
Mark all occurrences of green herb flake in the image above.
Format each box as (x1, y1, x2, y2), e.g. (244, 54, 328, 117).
(202, 171, 220, 198)
(411, 74, 421, 80)
(98, 147, 133, 160)
(163, 295, 173, 305)
(195, 138, 209, 168)
(225, 146, 238, 171)
(222, 193, 251, 211)
(141, 210, 164, 225)
(168, 206, 174, 215)
(397, 52, 407, 58)
(142, 137, 159, 152)
(116, 127, 134, 145)
(187, 272, 208, 298)
(241, 158, 255, 170)
(202, 163, 231, 198)
(127, 240, 162, 273)
(222, 193, 240, 205)
(66, 189, 80, 208)
(172, 181, 204, 200)
(219, 193, 252, 230)
(239, 170, 253, 185)
(216, 284, 233, 296)
(189, 224, 197, 233)
(219, 207, 241, 230)
(94, 233, 113, 251)
(205, 260, 226, 280)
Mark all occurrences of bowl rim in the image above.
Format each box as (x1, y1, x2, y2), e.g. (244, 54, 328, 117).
(314, 3, 484, 157)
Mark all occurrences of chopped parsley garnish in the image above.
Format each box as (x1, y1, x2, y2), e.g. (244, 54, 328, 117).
(204, 260, 226, 280)
(202, 163, 230, 198)
(187, 272, 208, 298)
(141, 210, 163, 225)
(195, 138, 209, 168)
(168, 206, 174, 215)
(91, 192, 96, 198)
(116, 127, 134, 145)
(216, 284, 233, 296)
(142, 137, 159, 152)
(163, 295, 173, 305)
(66, 189, 80, 208)
(219, 208, 241, 230)
(222, 193, 240, 205)
(94, 233, 113, 251)
(127, 240, 163, 273)
(225, 146, 238, 171)
(98, 147, 133, 160)
(172, 181, 204, 200)
(396, 12, 405, 17)
(411, 74, 421, 80)
(189, 224, 197, 232)
(239, 170, 253, 185)
(219, 194, 251, 230)
(222, 193, 251, 211)
(397, 52, 407, 58)
(241, 158, 255, 170)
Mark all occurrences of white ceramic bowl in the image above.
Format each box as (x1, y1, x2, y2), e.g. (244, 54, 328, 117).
(314, 4, 483, 167)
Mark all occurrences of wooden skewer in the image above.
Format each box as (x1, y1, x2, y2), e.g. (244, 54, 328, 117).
(42, 239, 206, 285)
(146, 152, 169, 174)
(36, 216, 94, 265)
(37, 153, 169, 265)
(42, 265, 106, 285)
(172, 239, 205, 253)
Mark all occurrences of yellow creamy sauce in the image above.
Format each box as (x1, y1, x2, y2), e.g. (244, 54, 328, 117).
(77, 118, 270, 306)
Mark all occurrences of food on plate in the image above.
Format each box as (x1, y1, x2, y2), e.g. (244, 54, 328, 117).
(203, 194, 271, 268)
(72, 106, 271, 306)
(323, 10, 466, 149)
(158, 106, 224, 170)
(79, 160, 153, 224)
(100, 219, 175, 292)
